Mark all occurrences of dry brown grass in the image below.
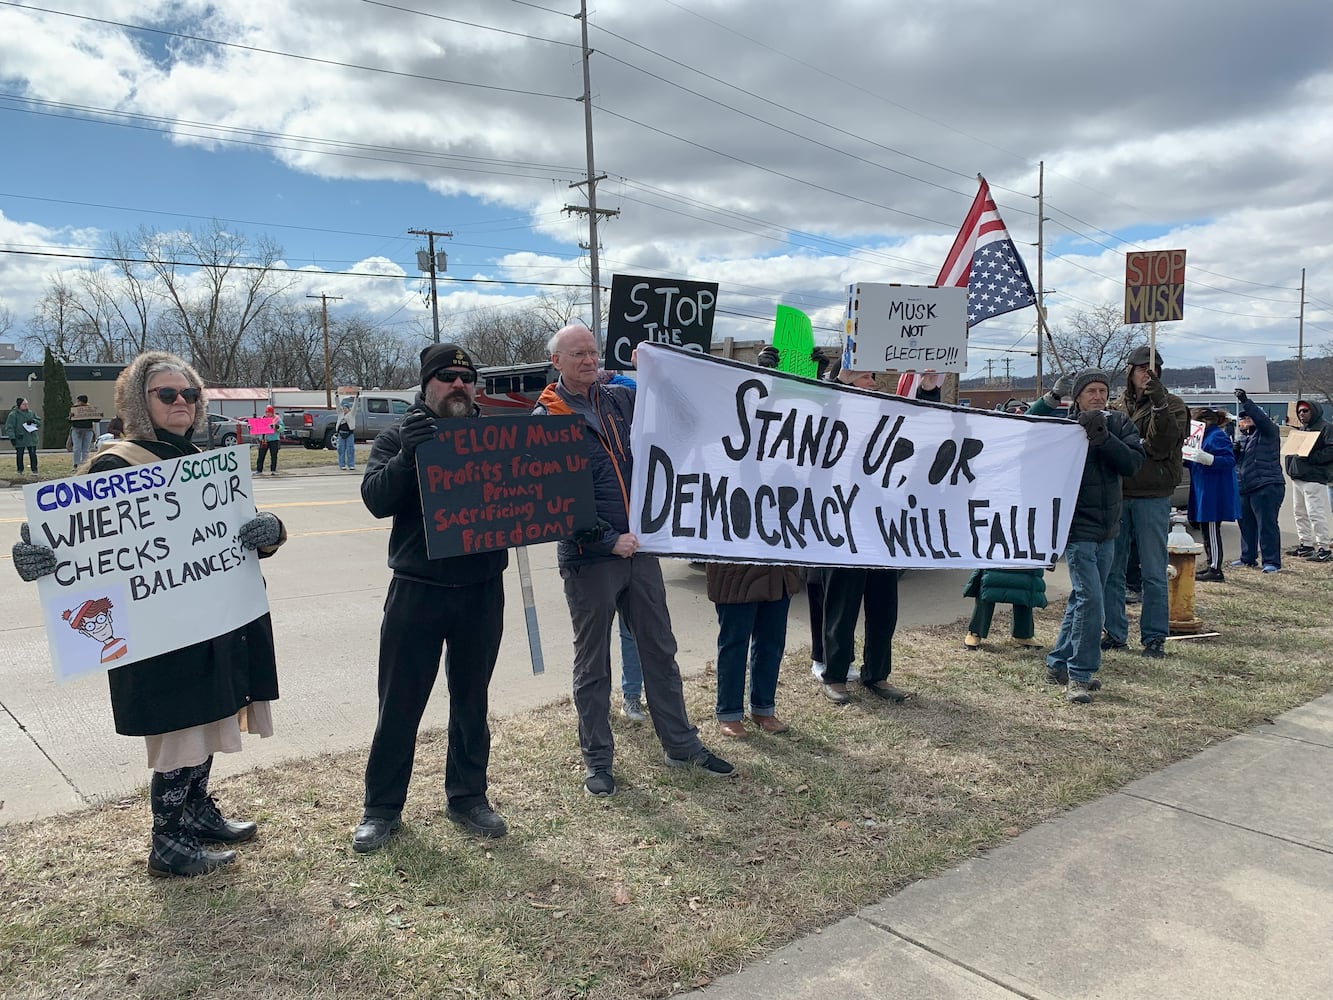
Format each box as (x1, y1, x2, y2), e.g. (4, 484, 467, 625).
(2, 559, 1330, 999)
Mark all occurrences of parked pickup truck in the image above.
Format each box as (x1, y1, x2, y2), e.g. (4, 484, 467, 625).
(285, 390, 418, 449)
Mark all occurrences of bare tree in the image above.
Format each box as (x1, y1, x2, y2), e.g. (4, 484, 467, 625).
(453, 306, 552, 366)
(1048, 303, 1156, 380)
(25, 276, 96, 361)
(336, 317, 417, 389)
(140, 222, 294, 383)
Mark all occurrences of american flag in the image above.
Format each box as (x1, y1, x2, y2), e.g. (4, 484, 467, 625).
(936, 176, 1036, 327)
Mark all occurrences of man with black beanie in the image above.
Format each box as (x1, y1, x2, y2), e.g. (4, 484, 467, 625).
(352, 343, 510, 853)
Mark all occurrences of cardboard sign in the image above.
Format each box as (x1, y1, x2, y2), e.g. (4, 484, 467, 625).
(604, 274, 718, 370)
(629, 344, 1088, 569)
(1124, 249, 1186, 323)
(21, 446, 269, 681)
(415, 415, 598, 559)
(1281, 430, 1320, 458)
(1213, 356, 1269, 392)
(843, 284, 968, 372)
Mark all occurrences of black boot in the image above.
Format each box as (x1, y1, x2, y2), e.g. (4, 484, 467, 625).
(148, 767, 237, 878)
(183, 756, 258, 844)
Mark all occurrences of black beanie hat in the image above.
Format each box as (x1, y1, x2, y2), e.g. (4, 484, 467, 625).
(420, 343, 477, 388)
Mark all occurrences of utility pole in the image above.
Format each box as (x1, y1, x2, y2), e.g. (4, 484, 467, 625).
(1296, 267, 1306, 398)
(409, 228, 452, 343)
(564, 0, 619, 350)
(1036, 160, 1045, 388)
(307, 293, 343, 407)
(1002, 357, 1012, 384)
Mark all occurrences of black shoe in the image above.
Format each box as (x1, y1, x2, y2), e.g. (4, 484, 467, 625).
(584, 770, 616, 797)
(1100, 635, 1127, 651)
(446, 803, 508, 839)
(1194, 567, 1225, 583)
(664, 747, 737, 778)
(1307, 548, 1332, 563)
(1142, 639, 1166, 659)
(183, 795, 258, 844)
(148, 830, 237, 877)
(1286, 544, 1314, 557)
(861, 681, 913, 702)
(1045, 666, 1100, 690)
(821, 683, 851, 704)
(352, 815, 400, 854)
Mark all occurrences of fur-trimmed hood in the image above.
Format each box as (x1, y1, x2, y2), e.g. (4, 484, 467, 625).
(114, 351, 207, 441)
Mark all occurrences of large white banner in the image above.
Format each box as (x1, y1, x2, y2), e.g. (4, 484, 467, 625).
(22, 446, 270, 681)
(629, 346, 1089, 569)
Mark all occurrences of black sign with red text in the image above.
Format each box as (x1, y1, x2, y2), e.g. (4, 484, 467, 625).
(415, 415, 597, 559)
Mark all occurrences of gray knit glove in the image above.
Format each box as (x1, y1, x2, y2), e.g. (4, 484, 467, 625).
(12, 523, 57, 582)
(238, 512, 283, 550)
(1045, 370, 1076, 408)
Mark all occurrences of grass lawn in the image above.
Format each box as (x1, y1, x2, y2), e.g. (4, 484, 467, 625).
(1, 552, 1330, 999)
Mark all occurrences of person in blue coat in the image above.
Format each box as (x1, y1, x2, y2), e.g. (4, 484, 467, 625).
(1230, 389, 1285, 572)
(1185, 408, 1240, 582)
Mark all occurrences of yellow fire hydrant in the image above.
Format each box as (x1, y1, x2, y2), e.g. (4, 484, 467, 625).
(1167, 516, 1204, 634)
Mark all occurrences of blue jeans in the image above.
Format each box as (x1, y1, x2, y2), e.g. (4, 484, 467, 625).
(1104, 497, 1170, 647)
(1239, 483, 1284, 568)
(617, 614, 642, 702)
(71, 427, 94, 468)
(714, 597, 791, 720)
(337, 432, 356, 469)
(1048, 538, 1115, 683)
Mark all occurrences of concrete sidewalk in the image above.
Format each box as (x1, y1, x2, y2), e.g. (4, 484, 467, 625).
(689, 693, 1333, 1000)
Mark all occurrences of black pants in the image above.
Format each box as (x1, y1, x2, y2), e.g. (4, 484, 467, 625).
(256, 440, 280, 473)
(14, 445, 37, 472)
(362, 575, 505, 819)
(821, 567, 899, 685)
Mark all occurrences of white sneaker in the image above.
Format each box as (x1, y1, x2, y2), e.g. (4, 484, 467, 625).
(811, 660, 859, 683)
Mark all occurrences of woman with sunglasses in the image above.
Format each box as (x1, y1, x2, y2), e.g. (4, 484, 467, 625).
(10, 351, 287, 877)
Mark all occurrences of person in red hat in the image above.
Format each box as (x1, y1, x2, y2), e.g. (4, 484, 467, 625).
(254, 404, 284, 476)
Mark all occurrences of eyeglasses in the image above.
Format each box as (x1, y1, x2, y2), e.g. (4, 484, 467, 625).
(562, 350, 599, 361)
(150, 387, 201, 404)
(434, 370, 477, 385)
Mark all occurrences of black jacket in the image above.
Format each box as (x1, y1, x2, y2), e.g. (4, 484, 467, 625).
(1235, 398, 1285, 494)
(1284, 399, 1333, 485)
(88, 429, 281, 737)
(361, 398, 509, 586)
(532, 379, 635, 569)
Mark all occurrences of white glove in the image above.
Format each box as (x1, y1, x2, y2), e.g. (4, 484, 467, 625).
(1182, 445, 1214, 466)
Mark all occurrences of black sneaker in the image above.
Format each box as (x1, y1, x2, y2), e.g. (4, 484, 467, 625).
(1142, 639, 1166, 659)
(1307, 548, 1332, 563)
(584, 770, 616, 797)
(1286, 544, 1315, 557)
(1100, 635, 1127, 651)
(1194, 566, 1225, 583)
(664, 747, 737, 778)
(446, 803, 508, 839)
(148, 830, 237, 877)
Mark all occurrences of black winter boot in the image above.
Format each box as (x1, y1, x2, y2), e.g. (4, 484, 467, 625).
(183, 756, 258, 844)
(148, 767, 237, 877)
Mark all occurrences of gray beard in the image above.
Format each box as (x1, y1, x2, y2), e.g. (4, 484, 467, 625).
(441, 395, 472, 418)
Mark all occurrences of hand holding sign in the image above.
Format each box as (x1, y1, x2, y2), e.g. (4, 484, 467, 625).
(12, 523, 57, 582)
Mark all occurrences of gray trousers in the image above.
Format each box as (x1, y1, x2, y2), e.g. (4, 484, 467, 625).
(561, 554, 703, 773)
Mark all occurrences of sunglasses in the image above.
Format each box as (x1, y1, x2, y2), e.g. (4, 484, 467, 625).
(151, 387, 201, 404)
(434, 370, 477, 385)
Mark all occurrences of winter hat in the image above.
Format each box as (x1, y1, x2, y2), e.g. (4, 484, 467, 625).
(264, 405, 275, 416)
(1071, 369, 1110, 401)
(420, 343, 477, 388)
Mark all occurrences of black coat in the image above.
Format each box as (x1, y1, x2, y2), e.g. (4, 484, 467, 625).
(87, 430, 280, 737)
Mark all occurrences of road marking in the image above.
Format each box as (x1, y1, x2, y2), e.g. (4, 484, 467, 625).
(291, 527, 386, 538)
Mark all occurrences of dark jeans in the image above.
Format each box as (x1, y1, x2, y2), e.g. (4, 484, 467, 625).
(362, 574, 505, 818)
(806, 574, 826, 663)
(14, 445, 37, 473)
(1240, 483, 1284, 568)
(821, 567, 899, 685)
(256, 440, 280, 473)
(714, 596, 791, 720)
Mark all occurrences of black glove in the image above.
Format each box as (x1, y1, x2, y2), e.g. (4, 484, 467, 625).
(1077, 409, 1109, 447)
(573, 518, 613, 545)
(1144, 376, 1168, 406)
(1234, 388, 1247, 403)
(1045, 370, 1075, 407)
(12, 523, 57, 582)
(238, 512, 283, 550)
(756, 346, 780, 369)
(398, 411, 438, 457)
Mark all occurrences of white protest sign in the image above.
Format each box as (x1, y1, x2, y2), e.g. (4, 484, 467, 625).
(1213, 356, 1269, 392)
(629, 345, 1087, 569)
(21, 446, 270, 681)
(844, 283, 968, 373)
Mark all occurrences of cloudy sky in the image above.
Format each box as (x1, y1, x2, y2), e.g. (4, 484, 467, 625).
(1, 0, 1330, 379)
